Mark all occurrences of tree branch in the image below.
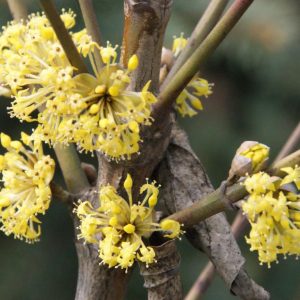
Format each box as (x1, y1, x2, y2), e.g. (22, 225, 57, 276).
(54, 144, 89, 194)
(139, 240, 182, 300)
(156, 125, 269, 299)
(185, 119, 300, 300)
(161, 0, 229, 88)
(275, 121, 300, 162)
(39, 0, 88, 73)
(185, 212, 248, 300)
(50, 181, 73, 203)
(165, 149, 300, 228)
(121, 0, 173, 92)
(154, 0, 254, 120)
(78, 0, 104, 70)
(7, 0, 27, 21)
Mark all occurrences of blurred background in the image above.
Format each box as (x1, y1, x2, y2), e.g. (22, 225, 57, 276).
(0, 0, 299, 299)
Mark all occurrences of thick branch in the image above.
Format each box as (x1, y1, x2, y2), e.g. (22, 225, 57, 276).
(121, 0, 173, 92)
(184, 212, 248, 300)
(157, 125, 269, 299)
(154, 0, 254, 119)
(75, 1, 176, 299)
(139, 241, 182, 300)
(162, 0, 229, 88)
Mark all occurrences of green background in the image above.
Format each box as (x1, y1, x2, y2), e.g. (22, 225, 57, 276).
(0, 0, 299, 299)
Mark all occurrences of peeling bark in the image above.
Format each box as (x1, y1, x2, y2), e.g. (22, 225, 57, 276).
(156, 124, 270, 300)
(122, 0, 173, 92)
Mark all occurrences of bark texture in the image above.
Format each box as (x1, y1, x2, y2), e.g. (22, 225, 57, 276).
(74, 1, 178, 299)
(157, 124, 270, 300)
(122, 0, 173, 92)
(140, 241, 182, 300)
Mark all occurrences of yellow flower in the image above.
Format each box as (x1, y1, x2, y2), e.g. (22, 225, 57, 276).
(170, 33, 213, 117)
(175, 77, 213, 117)
(280, 165, 300, 189)
(75, 174, 182, 271)
(69, 45, 157, 159)
(0, 12, 157, 160)
(242, 168, 300, 267)
(0, 133, 55, 243)
(243, 172, 276, 195)
(172, 33, 188, 57)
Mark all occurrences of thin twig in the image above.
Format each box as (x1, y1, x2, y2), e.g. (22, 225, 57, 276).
(54, 144, 89, 194)
(37, 0, 90, 194)
(185, 120, 300, 300)
(7, 0, 27, 21)
(154, 0, 254, 120)
(275, 122, 300, 162)
(78, 0, 104, 70)
(39, 0, 88, 73)
(162, 0, 229, 88)
(165, 149, 300, 227)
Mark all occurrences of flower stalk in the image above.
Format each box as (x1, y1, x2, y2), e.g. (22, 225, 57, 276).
(165, 149, 300, 227)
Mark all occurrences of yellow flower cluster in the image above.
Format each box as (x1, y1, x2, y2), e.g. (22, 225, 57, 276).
(75, 174, 182, 271)
(242, 167, 300, 267)
(0, 133, 55, 243)
(171, 34, 213, 117)
(0, 10, 156, 160)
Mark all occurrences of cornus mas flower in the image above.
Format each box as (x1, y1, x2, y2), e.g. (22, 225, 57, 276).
(69, 48, 156, 159)
(75, 174, 182, 271)
(0, 10, 156, 159)
(242, 167, 300, 267)
(229, 141, 270, 178)
(171, 34, 213, 117)
(0, 132, 55, 243)
(172, 33, 188, 57)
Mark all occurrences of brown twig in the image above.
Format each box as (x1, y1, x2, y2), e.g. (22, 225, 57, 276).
(78, 0, 103, 70)
(50, 181, 73, 203)
(274, 122, 300, 162)
(7, 0, 27, 21)
(162, 0, 229, 88)
(154, 0, 254, 120)
(39, 0, 88, 73)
